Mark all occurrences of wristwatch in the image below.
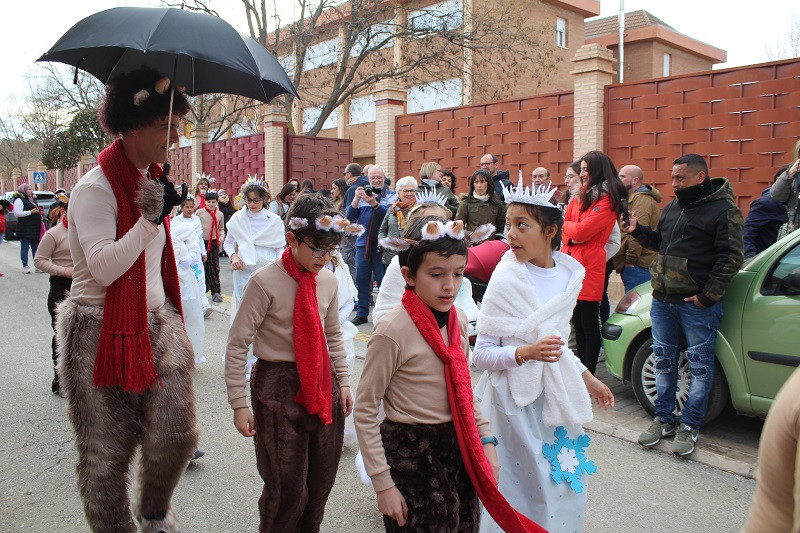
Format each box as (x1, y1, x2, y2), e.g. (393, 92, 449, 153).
(481, 436, 499, 446)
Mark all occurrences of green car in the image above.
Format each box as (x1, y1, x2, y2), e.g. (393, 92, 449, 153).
(601, 230, 800, 424)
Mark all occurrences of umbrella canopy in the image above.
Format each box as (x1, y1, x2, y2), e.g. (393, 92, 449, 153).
(466, 239, 509, 283)
(38, 6, 298, 103)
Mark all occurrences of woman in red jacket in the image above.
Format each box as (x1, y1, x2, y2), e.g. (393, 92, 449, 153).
(562, 151, 626, 374)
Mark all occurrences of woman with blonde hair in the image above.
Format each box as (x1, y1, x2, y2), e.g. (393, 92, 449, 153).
(770, 139, 800, 234)
(378, 176, 418, 266)
(418, 161, 459, 216)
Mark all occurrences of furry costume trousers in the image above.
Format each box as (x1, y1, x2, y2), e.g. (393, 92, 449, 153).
(251, 360, 344, 533)
(48, 275, 71, 391)
(380, 420, 479, 533)
(203, 240, 221, 294)
(56, 298, 199, 533)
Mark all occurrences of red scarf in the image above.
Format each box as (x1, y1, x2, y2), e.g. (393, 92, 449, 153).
(94, 139, 183, 394)
(205, 207, 219, 252)
(281, 247, 333, 424)
(402, 289, 546, 533)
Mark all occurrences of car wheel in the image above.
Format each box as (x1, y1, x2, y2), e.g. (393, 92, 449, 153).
(631, 338, 729, 425)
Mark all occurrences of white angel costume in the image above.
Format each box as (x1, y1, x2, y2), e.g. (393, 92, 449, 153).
(223, 207, 286, 376)
(328, 251, 359, 446)
(472, 250, 595, 533)
(170, 219, 206, 364)
(171, 213, 210, 312)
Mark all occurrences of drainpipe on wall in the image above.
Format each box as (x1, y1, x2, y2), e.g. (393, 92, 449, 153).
(618, 0, 625, 83)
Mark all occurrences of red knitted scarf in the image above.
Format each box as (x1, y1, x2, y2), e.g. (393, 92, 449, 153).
(281, 246, 333, 424)
(205, 207, 219, 252)
(95, 139, 184, 393)
(402, 289, 546, 533)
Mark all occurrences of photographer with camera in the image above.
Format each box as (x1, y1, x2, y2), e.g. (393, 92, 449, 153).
(346, 165, 397, 325)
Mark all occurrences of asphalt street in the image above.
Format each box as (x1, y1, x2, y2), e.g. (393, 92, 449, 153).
(0, 239, 757, 532)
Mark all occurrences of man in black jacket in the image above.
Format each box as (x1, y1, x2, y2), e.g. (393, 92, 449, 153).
(480, 153, 512, 197)
(623, 154, 744, 457)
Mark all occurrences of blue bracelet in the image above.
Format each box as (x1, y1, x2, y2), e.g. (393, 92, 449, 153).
(481, 436, 499, 446)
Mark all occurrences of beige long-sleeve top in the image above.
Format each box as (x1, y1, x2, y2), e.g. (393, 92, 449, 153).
(67, 166, 166, 309)
(224, 259, 350, 410)
(354, 305, 491, 492)
(743, 366, 800, 533)
(34, 222, 73, 278)
(196, 207, 225, 242)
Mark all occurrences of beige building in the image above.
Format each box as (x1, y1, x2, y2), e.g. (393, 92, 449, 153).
(585, 10, 727, 82)
(276, 2, 726, 166)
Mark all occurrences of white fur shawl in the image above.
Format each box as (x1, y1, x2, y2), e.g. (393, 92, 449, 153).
(476, 250, 593, 426)
(225, 209, 286, 266)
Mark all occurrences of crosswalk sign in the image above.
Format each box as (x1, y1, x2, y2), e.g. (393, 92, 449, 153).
(33, 171, 46, 184)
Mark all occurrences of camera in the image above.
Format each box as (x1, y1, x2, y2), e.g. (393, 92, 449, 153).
(363, 185, 374, 197)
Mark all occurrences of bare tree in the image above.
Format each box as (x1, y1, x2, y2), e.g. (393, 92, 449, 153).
(188, 93, 263, 141)
(0, 115, 43, 176)
(766, 16, 800, 61)
(183, 0, 560, 136)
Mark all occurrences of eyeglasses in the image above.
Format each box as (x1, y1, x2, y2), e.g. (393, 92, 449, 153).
(245, 197, 263, 204)
(302, 240, 340, 258)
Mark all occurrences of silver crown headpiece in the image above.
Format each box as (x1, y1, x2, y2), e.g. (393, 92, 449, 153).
(503, 170, 559, 209)
(415, 189, 447, 206)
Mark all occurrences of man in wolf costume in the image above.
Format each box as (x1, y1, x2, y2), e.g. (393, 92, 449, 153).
(56, 67, 198, 533)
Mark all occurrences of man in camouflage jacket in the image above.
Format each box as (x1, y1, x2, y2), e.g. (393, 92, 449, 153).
(624, 153, 744, 456)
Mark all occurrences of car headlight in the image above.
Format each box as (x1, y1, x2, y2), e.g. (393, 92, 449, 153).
(615, 289, 641, 315)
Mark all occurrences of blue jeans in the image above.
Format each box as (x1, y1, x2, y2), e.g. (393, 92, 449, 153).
(354, 244, 385, 318)
(650, 298, 723, 428)
(20, 237, 40, 268)
(621, 266, 651, 293)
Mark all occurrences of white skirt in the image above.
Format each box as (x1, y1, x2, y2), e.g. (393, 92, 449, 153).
(474, 370, 591, 533)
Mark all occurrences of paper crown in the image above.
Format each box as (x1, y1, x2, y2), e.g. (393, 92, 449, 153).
(503, 171, 559, 209)
(289, 214, 365, 237)
(415, 189, 448, 206)
(195, 172, 213, 183)
(380, 221, 495, 251)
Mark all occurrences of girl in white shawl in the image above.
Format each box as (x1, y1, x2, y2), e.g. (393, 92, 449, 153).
(171, 199, 207, 364)
(223, 182, 286, 377)
(472, 181, 614, 532)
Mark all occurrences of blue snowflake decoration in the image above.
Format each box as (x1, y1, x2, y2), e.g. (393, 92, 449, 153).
(542, 426, 596, 494)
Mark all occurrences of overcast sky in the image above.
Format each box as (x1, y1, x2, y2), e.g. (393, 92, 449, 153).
(2, 0, 798, 118)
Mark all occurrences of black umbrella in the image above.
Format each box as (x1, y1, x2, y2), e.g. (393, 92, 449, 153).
(38, 6, 298, 194)
(37, 6, 298, 103)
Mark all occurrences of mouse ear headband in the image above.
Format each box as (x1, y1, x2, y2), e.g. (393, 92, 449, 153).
(289, 214, 364, 237)
(379, 220, 495, 251)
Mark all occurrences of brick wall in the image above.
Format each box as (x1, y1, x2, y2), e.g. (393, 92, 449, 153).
(605, 57, 800, 215)
(202, 134, 265, 195)
(46, 169, 58, 191)
(170, 146, 192, 186)
(396, 91, 574, 194)
(287, 135, 353, 190)
(62, 167, 79, 191)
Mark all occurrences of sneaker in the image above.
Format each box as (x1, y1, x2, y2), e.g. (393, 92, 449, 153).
(35, 268, 44, 273)
(672, 424, 700, 456)
(212, 292, 223, 303)
(22, 265, 30, 274)
(637, 416, 677, 447)
(191, 448, 205, 461)
(351, 315, 368, 326)
(203, 306, 213, 318)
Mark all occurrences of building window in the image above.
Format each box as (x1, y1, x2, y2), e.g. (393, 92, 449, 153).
(408, 0, 463, 34)
(302, 105, 338, 132)
(351, 20, 395, 57)
(278, 53, 295, 78)
(556, 17, 566, 48)
(407, 78, 462, 113)
(663, 53, 671, 76)
(303, 37, 339, 71)
(349, 95, 375, 125)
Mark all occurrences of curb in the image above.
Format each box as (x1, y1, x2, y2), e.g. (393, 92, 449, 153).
(584, 418, 758, 479)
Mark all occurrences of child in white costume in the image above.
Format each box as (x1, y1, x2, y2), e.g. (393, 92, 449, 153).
(223, 180, 286, 378)
(472, 178, 615, 532)
(171, 198, 207, 364)
(171, 198, 210, 314)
